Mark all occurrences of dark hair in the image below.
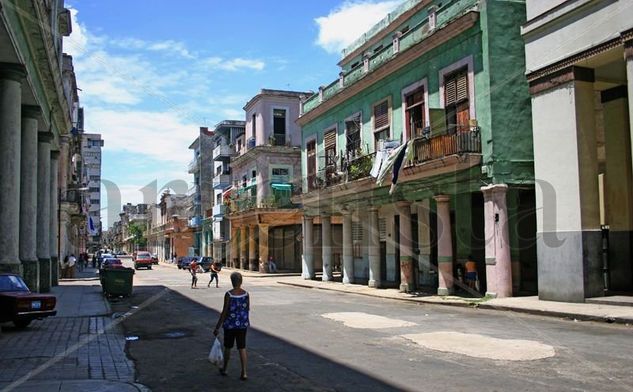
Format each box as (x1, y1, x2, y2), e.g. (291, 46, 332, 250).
(230, 272, 243, 288)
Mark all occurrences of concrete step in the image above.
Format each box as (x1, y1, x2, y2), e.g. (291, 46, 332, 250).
(586, 295, 633, 307)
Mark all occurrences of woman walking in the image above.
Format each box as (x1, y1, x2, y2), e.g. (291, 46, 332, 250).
(213, 272, 250, 380)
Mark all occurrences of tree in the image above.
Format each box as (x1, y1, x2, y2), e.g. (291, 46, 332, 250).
(128, 223, 147, 250)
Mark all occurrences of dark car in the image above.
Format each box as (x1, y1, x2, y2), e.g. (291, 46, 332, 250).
(197, 257, 213, 272)
(0, 273, 57, 328)
(102, 258, 123, 269)
(177, 256, 194, 270)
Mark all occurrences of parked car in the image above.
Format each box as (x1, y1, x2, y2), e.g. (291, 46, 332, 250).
(177, 256, 196, 270)
(134, 252, 153, 270)
(197, 257, 213, 272)
(99, 253, 114, 265)
(102, 258, 123, 269)
(0, 273, 57, 328)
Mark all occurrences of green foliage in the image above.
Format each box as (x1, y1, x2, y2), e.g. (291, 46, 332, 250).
(128, 223, 147, 247)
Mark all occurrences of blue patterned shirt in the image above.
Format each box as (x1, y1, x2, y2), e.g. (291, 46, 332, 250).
(223, 291, 249, 330)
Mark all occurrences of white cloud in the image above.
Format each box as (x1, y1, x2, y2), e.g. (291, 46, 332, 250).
(65, 7, 90, 58)
(85, 109, 198, 166)
(147, 40, 195, 59)
(221, 108, 244, 119)
(204, 57, 266, 71)
(315, 0, 401, 54)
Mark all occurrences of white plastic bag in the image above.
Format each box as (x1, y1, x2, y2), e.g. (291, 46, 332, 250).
(208, 337, 224, 366)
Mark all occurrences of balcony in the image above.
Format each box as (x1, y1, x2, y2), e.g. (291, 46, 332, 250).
(228, 195, 297, 214)
(408, 128, 481, 166)
(188, 215, 202, 228)
(308, 152, 375, 192)
(212, 173, 231, 190)
(212, 204, 227, 217)
(213, 144, 234, 161)
(188, 157, 200, 173)
(247, 137, 256, 150)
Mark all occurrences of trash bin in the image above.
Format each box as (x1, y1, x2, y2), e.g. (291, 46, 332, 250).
(100, 267, 135, 297)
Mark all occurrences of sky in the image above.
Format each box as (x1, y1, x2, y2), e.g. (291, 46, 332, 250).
(64, 0, 403, 228)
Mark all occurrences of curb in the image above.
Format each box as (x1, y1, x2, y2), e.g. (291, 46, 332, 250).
(277, 281, 633, 325)
(223, 267, 301, 279)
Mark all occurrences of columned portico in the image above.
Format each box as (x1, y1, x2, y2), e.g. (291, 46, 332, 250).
(50, 150, 60, 286)
(230, 225, 238, 268)
(302, 216, 315, 279)
(435, 195, 453, 295)
(482, 184, 512, 298)
(258, 224, 269, 273)
(37, 132, 53, 292)
(368, 206, 381, 288)
(416, 200, 433, 287)
(0, 64, 25, 275)
(240, 226, 248, 270)
(321, 214, 333, 281)
(341, 208, 353, 284)
(248, 225, 257, 271)
(20, 105, 40, 289)
(397, 201, 414, 292)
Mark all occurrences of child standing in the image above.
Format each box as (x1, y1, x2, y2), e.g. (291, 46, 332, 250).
(190, 258, 199, 289)
(214, 272, 250, 380)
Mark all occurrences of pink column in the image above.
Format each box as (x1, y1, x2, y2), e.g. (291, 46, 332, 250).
(397, 201, 414, 293)
(481, 184, 512, 298)
(434, 195, 453, 295)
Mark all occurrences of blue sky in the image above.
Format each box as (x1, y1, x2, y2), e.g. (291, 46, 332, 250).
(65, 0, 402, 227)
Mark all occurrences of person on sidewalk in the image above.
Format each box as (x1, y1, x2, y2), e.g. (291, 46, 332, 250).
(68, 254, 77, 278)
(214, 272, 250, 381)
(208, 260, 222, 288)
(268, 256, 277, 273)
(190, 258, 199, 289)
(465, 256, 478, 291)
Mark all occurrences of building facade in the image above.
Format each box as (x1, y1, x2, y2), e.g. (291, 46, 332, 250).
(0, 0, 80, 292)
(209, 120, 245, 263)
(298, 0, 535, 297)
(227, 90, 308, 272)
(523, 0, 633, 302)
(81, 133, 104, 251)
(187, 127, 214, 256)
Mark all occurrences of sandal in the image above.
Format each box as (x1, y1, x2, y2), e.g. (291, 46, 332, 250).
(240, 375, 248, 381)
(219, 369, 227, 376)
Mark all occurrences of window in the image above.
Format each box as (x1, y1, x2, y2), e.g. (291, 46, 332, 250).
(272, 168, 289, 176)
(251, 169, 256, 178)
(373, 99, 390, 148)
(89, 187, 100, 193)
(444, 68, 469, 133)
(346, 114, 362, 157)
(251, 113, 256, 138)
(307, 140, 317, 191)
(324, 129, 337, 167)
(90, 175, 100, 181)
(90, 198, 100, 204)
(405, 87, 425, 139)
(273, 109, 286, 145)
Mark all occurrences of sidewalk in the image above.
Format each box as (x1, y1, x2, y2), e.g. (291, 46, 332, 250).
(0, 270, 149, 392)
(159, 261, 301, 278)
(276, 276, 633, 325)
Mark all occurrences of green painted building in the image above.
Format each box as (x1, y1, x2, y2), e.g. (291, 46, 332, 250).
(297, 0, 535, 297)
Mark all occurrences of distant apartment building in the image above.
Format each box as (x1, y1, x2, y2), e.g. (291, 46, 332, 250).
(210, 120, 246, 262)
(81, 133, 104, 250)
(226, 90, 309, 272)
(188, 127, 215, 256)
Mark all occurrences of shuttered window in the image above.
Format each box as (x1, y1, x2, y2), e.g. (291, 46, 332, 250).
(345, 115, 361, 155)
(444, 68, 470, 133)
(324, 129, 337, 166)
(373, 100, 389, 131)
(352, 221, 363, 241)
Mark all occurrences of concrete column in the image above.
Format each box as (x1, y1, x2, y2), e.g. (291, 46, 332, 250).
(248, 225, 257, 271)
(341, 208, 354, 284)
(240, 226, 248, 269)
(0, 64, 25, 275)
(507, 189, 522, 295)
(19, 106, 40, 289)
(368, 207, 381, 288)
(397, 201, 414, 292)
(435, 195, 453, 295)
(230, 224, 238, 268)
(626, 41, 633, 198)
(602, 86, 633, 291)
(302, 216, 315, 279)
(50, 150, 60, 286)
(321, 214, 333, 281)
(417, 200, 433, 287)
(482, 184, 512, 298)
(531, 66, 601, 302)
(258, 224, 269, 273)
(37, 132, 53, 292)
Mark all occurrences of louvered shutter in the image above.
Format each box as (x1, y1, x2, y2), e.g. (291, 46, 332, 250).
(455, 72, 468, 103)
(373, 101, 389, 130)
(352, 221, 363, 241)
(445, 78, 457, 106)
(379, 218, 386, 241)
(445, 69, 468, 106)
(324, 130, 336, 150)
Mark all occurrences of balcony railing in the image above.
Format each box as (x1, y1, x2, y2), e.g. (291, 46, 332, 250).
(187, 157, 199, 173)
(307, 152, 375, 192)
(213, 144, 234, 161)
(212, 173, 231, 190)
(212, 204, 227, 217)
(226, 194, 298, 214)
(409, 128, 481, 165)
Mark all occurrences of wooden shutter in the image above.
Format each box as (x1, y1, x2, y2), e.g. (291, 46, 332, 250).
(373, 100, 389, 130)
(324, 130, 336, 150)
(455, 72, 468, 103)
(307, 141, 316, 175)
(445, 68, 468, 106)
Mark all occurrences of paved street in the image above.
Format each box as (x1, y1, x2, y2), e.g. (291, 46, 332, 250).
(113, 261, 633, 391)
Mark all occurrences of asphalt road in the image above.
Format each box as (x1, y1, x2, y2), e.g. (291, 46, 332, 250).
(113, 259, 633, 392)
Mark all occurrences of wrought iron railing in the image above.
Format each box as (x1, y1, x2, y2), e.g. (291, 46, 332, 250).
(409, 127, 481, 165)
